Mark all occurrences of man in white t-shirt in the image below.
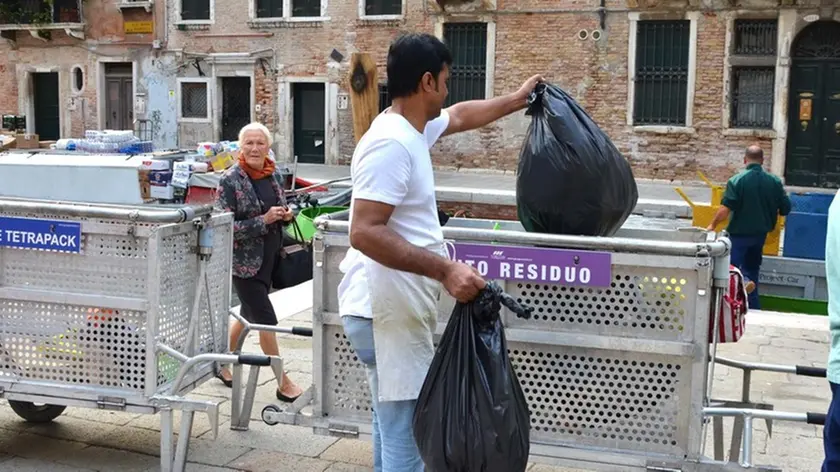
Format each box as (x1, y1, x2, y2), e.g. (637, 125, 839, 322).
(338, 32, 543, 472)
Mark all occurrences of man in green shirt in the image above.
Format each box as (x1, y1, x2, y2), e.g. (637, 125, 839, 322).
(706, 145, 791, 309)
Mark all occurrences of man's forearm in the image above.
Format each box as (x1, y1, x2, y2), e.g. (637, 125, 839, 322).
(446, 92, 526, 133)
(350, 225, 452, 282)
(709, 206, 730, 229)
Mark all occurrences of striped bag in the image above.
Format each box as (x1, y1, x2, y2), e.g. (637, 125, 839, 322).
(709, 265, 748, 343)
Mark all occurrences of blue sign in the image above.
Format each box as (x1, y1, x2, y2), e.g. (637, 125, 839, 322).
(0, 216, 82, 253)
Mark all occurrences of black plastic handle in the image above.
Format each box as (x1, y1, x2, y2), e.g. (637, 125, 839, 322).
(796, 365, 827, 378)
(807, 412, 827, 425)
(292, 327, 313, 337)
(237, 354, 272, 366)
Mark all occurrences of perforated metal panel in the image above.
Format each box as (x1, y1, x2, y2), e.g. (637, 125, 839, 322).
(156, 220, 233, 388)
(505, 267, 699, 342)
(324, 326, 373, 420)
(0, 211, 233, 400)
(320, 323, 691, 456)
(0, 213, 156, 297)
(0, 302, 146, 390)
(507, 344, 688, 455)
(312, 228, 714, 465)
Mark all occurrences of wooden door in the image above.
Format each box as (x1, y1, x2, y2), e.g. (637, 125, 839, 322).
(293, 83, 325, 164)
(32, 72, 60, 141)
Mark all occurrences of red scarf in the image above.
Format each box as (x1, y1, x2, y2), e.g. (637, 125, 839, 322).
(238, 152, 275, 180)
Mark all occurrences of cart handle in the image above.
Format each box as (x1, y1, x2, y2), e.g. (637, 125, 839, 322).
(0, 198, 213, 223)
(229, 308, 313, 353)
(716, 356, 826, 378)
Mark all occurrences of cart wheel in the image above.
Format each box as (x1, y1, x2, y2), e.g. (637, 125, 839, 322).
(262, 404, 282, 426)
(8, 400, 66, 423)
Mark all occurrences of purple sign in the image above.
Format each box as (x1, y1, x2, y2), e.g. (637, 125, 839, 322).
(444, 242, 612, 287)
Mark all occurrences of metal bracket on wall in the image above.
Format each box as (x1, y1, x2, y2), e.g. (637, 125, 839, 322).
(64, 28, 85, 40)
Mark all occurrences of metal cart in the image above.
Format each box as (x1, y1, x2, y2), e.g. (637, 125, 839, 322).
(242, 211, 825, 471)
(0, 198, 278, 472)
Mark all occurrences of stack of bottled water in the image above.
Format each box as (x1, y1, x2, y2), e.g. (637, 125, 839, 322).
(73, 130, 153, 154)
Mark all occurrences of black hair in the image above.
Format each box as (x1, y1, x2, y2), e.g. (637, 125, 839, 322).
(386, 32, 453, 99)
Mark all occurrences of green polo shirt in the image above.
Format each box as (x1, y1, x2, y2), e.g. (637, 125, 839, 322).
(721, 163, 791, 236)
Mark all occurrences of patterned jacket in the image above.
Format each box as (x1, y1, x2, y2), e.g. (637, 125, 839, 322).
(215, 163, 287, 279)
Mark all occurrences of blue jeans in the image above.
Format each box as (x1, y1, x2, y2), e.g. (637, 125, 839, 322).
(824, 382, 840, 471)
(341, 315, 425, 472)
(730, 234, 766, 310)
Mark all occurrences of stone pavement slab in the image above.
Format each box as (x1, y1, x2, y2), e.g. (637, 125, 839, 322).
(0, 308, 831, 471)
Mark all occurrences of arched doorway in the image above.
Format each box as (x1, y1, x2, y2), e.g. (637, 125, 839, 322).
(785, 20, 840, 188)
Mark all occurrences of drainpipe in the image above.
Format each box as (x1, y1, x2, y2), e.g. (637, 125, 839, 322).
(599, 0, 606, 30)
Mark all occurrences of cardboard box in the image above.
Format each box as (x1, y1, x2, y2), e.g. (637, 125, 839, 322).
(15, 133, 39, 149)
(149, 170, 175, 200)
(210, 152, 235, 172)
(138, 169, 151, 200)
(149, 170, 173, 186)
(140, 159, 170, 171)
(150, 184, 175, 200)
(0, 135, 16, 151)
(39, 140, 56, 149)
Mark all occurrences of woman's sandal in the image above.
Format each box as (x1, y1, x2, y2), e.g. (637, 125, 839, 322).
(215, 371, 233, 388)
(276, 389, 302, 403)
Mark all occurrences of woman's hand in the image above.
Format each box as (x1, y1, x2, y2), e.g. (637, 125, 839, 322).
(281, 207, 295, 222)
(264, 206, 294, 224)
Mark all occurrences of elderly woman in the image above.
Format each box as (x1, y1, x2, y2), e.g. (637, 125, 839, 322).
(214, 122, 303, 402)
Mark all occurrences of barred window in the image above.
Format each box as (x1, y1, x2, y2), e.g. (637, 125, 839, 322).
(378, 83, 392, 113)
(291, 0, 319, 17)
(256, 0, 282, 18)
(365, 0, 400, 16)
(443, 22, 487, 107)
(181, 0, 210, 20)
(181, 82, 208, 119)
(731, 67, 774, 129)
(733, 19, 777, 56)
(633, 20, 690, 126)
(729, 19, 777, 129)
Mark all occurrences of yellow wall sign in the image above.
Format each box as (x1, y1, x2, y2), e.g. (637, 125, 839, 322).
(125, 21, 153, 34)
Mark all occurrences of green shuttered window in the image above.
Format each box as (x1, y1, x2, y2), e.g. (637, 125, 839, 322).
(633, 20, 690, 126)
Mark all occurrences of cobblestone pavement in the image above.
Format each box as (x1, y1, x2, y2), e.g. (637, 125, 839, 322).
(0, 309, 831, 471)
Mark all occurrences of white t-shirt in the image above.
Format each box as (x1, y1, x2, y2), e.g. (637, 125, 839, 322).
(337, 109, 451, 319)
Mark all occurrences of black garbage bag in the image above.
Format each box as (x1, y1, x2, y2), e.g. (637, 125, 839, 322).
(413, 282, 533, 472)
(516, 82, 639, 236)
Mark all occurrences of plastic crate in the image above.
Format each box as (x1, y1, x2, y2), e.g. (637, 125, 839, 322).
(782, 211, 828, 261)
(789, 192, 835, 215)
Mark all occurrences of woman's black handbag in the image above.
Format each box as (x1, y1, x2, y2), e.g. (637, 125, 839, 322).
(271, 218, 313, 290)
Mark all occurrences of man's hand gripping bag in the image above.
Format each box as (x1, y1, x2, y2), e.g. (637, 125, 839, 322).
(516, 82, 639, 237)
(412, 282, 533, 472)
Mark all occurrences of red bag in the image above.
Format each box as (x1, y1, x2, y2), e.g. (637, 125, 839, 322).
(709, 265, 748, 343)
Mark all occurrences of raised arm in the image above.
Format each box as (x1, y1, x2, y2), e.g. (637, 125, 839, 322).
(443, 74, 543, 137)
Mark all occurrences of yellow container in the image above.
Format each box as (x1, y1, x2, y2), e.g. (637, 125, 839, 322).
(697, 171, 724, 206)
(674, 187, 783, 256)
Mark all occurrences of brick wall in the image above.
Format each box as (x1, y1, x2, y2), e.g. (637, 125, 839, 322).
(428, 8, 776, 182)
(162, 0, 788, 182)
(0, 0, 806, 184)
(0, 0, 156, 139)
(0, 46, 18, 117)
